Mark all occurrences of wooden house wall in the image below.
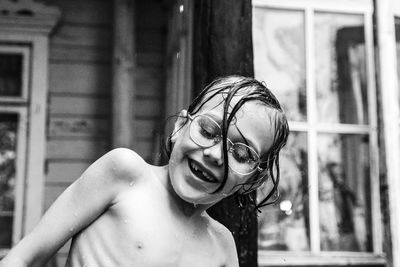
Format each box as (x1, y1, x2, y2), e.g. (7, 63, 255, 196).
(42, 0, 167, 265)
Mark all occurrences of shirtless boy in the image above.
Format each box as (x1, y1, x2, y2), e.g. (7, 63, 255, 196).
(0, 76, 289, 267)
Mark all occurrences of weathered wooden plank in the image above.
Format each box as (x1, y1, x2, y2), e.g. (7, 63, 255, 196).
(134, 119, 161, 140)
(45, 0, 112, 25)
(51, 24, 112, 48)
(47, 139, 109, 160)
(49, 116, 159, 140)
(49, 94, 162, 118)
(134, 97, 164, 118)
(51, 25, 163, 52)
(46, 138, 158, 165)
(50, 45, 112, 63)
(49, 116, 110, 138)
(49, 63, 163, 96)
(46, 161, 90, 183)
(49, 95, 111, 116)
(51, 47, 170, 67)
(49, 63, 111, 95)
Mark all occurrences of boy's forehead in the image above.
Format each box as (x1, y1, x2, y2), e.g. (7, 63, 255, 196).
(198, 92, 242, 114)
(197, 93, 275, 155)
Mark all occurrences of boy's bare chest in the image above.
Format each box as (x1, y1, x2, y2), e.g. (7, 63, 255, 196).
(86, 187, 228, 267)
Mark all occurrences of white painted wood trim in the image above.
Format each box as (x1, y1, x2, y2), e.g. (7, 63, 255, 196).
(289, 122, 373, 133)
(258, 251, 386, 266)
(376, 0, 400, 266)
(394, 1, 400, 17)
(364, 11, 383, 254)
(305, 6, 320, 253)
(12, 108, 27, 245)
(252, 0, 372, 13)
(23, 36, 49, 234)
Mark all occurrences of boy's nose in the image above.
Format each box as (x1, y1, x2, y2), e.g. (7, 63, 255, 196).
(203, 142, 224, 166)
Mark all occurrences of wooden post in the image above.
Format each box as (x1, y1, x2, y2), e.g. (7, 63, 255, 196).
(376, 0, 400, 266)
(112, 0, 135, 148)
(192, 1, 256, 266)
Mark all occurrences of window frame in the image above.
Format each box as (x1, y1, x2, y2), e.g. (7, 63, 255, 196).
(253, 0, 383, 265)
(376, 1, 400, 267)
(0, 34, 53, 257)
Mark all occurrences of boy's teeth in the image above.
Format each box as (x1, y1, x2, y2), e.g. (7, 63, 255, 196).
(190, 161, 214, 182)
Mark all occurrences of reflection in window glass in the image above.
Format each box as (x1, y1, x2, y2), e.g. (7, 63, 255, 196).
(258, 132, 309, 251)
(318, 133, 372, 252)
(0, 53, 23, 97)
(315, 13, 369, 124)
(0, 113, 18, 248)
(253, 8, 307, 122)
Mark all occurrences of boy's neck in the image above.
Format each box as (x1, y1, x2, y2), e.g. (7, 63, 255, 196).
(157, 165, 209, 219)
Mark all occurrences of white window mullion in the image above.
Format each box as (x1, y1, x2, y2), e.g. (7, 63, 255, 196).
(12, 108, 27, 245)
(364, 10, 383, 254)
(306, 7, 320, 253)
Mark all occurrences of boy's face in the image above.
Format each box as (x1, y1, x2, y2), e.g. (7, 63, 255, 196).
(168, 93, 275, 208)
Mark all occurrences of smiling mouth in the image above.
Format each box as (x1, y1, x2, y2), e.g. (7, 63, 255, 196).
(188, 159, 219, 184)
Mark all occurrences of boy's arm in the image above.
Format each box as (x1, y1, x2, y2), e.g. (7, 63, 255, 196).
(0, 148, 145, 267)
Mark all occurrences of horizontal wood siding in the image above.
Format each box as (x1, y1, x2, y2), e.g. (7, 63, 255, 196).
(42, 0, 167, 265)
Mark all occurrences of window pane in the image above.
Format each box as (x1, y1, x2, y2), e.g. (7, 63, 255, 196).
(0, 113, 18, 248)
(258, 132, 309, 251)
(315, 13, 368, 124)
(0, 53, 23, 97)
(253, 8, 307, 122)
(318, 133, 372, 252)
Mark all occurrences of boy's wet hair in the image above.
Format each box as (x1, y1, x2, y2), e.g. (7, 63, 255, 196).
(166, 75, 289, 210)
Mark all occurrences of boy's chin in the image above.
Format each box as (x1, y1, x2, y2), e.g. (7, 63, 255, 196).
(171, 182, 220, 207)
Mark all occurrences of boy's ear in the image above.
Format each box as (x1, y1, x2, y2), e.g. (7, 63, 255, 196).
(171, 109, 188, 142)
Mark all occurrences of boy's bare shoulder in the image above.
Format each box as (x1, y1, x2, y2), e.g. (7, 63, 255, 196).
(205, 215, 239, 266)
(91, 148, 148, 183)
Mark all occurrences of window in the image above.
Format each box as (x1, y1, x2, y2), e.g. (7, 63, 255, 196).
(0, 0, 60, 258)
(253, 0, 384, 265)
(0, 46, 29, 250)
